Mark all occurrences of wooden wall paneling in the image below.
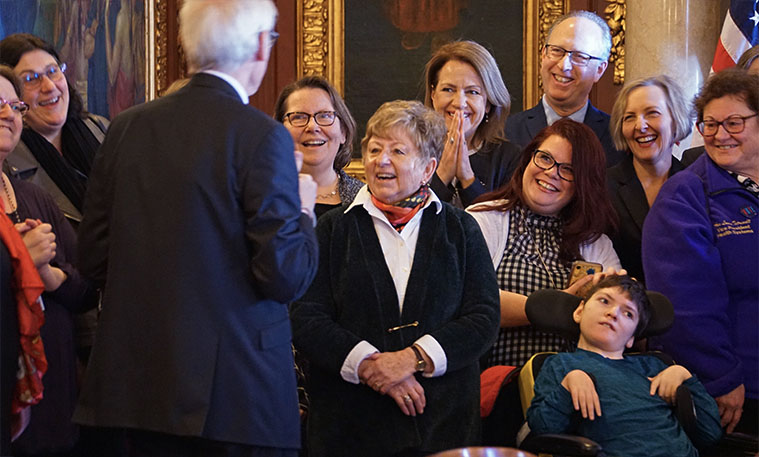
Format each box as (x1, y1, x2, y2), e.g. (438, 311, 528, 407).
(249, 0, 297, 114)
(160, 0, 297, 114)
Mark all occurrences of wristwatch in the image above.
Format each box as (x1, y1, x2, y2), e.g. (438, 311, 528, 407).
(410, 345, 426, 372)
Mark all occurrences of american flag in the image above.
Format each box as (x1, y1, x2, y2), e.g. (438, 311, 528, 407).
(711, 0, 759, 72)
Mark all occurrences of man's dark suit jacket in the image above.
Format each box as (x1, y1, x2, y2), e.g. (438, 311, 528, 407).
(505, 100, 624, 167)
(607, 155, 684, 284)
(680, 145, 705, 168)
(74, 73, 318, 449)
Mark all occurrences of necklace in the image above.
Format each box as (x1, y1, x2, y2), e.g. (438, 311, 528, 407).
(317, 178, 339, 200)
(534, 243, 558, 289)
(524, 217, 558, 289)
(1, 174, 21, 223)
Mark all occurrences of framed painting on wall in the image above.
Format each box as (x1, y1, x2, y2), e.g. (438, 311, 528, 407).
(0, 0, 170, 120)
(297, 0, 574, 166)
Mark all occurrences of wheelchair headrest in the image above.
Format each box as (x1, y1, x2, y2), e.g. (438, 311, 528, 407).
(525, 289, 674, 340)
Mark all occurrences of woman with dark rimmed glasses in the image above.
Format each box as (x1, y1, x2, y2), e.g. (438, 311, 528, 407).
(274, 76, 363, 219)
(468, 118, 621, 367)
(643, 68, 759, 439)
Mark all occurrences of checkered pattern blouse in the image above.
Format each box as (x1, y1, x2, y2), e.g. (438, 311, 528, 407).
(486, 203, 573, 367)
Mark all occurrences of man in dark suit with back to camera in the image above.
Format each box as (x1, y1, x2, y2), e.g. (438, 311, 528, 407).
(506, 10, 624, 167)
(74, 0, 318, 455)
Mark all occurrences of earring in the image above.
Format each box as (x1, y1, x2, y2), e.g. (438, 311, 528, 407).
(484, 112, 489, 123)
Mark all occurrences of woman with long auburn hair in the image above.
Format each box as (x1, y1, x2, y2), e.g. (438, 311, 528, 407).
(468, 118, 620, 367)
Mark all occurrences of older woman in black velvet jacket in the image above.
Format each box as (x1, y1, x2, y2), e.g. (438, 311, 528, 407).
(290, 100, 500, 457)
(606, 75, 693, 284)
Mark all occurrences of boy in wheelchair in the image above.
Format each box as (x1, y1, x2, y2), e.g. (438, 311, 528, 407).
(526, 275, 722, 457)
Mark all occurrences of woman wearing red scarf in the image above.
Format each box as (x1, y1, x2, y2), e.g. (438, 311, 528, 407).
(0, 65, 96, 456)
(291, 100, 500, 456)
(0, 65, 48, 454)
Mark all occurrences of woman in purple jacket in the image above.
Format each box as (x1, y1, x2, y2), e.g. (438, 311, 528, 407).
(642, 68, 758, 437)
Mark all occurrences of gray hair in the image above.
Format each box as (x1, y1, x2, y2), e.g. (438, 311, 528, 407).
(180, 0, 277, 72)
(548, 10, 612, 61)
(610, 75, 694, 151)
(361, 100, 446, 164)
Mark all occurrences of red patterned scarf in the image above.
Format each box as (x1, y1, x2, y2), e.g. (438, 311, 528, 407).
(370, 185, 431, 233)
(0, 211, 47, 439)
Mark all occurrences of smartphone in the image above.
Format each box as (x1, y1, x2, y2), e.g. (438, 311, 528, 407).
(568, 261, 603, 293)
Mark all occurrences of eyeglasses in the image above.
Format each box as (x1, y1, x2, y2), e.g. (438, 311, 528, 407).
(269, 31, 279, 48)
(533, 149, 574, 182)
(0, 98, 29, 116)
(19, 63, 67, 89)
(284, 111, 337, 127)
(697, 113, 758, 137)
(544, 44, 603, 67)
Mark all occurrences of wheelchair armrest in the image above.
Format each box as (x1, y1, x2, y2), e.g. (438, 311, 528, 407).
(675, 384, 698, 440)
(721, 432, 759, 454)
(520, 433, 604, 456)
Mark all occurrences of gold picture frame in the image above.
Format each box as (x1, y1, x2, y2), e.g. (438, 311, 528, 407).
(296, 0, 571, 108)
(294, 1, 624, 178)
(147, 0, 168, 100)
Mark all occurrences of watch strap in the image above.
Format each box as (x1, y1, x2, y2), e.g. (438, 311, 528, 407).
(410, 344, 426, 372)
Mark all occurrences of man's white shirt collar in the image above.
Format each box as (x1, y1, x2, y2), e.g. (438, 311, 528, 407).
(542, 95, 589, 126)
(200, 70, 249, 104)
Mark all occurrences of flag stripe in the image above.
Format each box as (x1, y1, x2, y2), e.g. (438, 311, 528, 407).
(711, 0, 758, 73)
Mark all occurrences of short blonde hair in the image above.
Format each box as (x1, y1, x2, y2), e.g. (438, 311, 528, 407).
(361, 100, 445, 163)
(610, 75, 693, 152)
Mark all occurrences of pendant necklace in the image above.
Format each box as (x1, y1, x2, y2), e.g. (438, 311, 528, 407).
(1, 174, 21, 224)
(317, 178, 339, 200)
(525, 218, 558, 289)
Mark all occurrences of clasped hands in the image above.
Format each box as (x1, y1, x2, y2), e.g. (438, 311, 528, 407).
(437, 111, 475, 189)
(15, 218, 66, 291)
(358, 348, 426, 417)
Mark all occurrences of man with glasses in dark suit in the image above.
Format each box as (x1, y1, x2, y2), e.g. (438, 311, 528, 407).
(506, 11, 624, 167)
(74, 1, 318, 455)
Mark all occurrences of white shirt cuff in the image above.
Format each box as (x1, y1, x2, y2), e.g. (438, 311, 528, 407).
(415, 335, 447, 377)
(340, 340, 379, 384)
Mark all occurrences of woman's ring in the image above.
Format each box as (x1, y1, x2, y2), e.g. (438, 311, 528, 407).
(449, 136, 455, 144)
(403, 394, 412, 402)
(374, 383, 382, 390)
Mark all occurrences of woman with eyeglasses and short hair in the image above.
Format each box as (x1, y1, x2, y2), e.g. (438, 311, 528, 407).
(0, 64, 97, 457)
(468, 118, 621, 368)
(642, 68, 759, 438)
(0, 33, 108, 228)
(274, 76, 363, 218)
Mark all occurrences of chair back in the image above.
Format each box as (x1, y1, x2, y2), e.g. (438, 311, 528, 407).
(525, 288, 674, 338)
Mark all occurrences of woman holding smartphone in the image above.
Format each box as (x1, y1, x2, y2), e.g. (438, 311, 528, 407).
(468, 119, 621, 367)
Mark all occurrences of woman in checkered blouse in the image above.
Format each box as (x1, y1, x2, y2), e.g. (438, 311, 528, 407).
(468, 119, 621, 367)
